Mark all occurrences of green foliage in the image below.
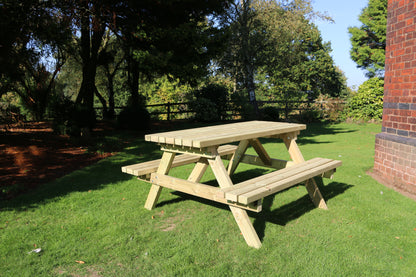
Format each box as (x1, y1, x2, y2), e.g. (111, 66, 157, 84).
(117, 105, 150, 130)
(217, 0, 345, 103)
(0, 0, 71, 94)
(189, 83, 230, 122)
(229, 90, 257, 120)
(345, 77, 384, 120)
(195, 83, 229, 116)
(348, 0, 387, 77)
(189, 98, 220, 122)
(0, 92, 25, 125)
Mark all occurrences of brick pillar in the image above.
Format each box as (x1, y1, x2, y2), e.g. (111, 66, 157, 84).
(373, 0, 416, 194)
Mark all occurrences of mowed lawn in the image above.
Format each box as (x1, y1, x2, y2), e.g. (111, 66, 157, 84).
(1, 122, 416, 276)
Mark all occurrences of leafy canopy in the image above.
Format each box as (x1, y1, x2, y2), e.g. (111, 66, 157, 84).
(348, 0, 387, 78)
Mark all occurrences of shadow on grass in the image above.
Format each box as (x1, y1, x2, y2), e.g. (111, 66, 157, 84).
(260, 122, 358, 146)
(156, 171, 352, 243)
(252, 181, 353, 241)
(0, 140, 162, 212)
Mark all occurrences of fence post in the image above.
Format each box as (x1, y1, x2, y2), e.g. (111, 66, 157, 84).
(167, 102, 171, 121)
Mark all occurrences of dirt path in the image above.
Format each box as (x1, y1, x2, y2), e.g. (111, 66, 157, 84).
(0, 122, 112, 199)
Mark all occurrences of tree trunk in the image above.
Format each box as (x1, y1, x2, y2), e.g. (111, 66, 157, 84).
(76, 2, 105, 113)
(127, 52, 141, 106)
(107, 72, 115, 119)
(240, 0, 259, 117)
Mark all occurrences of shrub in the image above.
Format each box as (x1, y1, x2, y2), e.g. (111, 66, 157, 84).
(193, 83, 229, 120)
(189, 98, 220, 122)
(312, 94, 346, 122)
(117, 105, 150, 131)
(260, 106, 280, 121)
(229, 91, 256, 120)
(297, 110, 321, 123)
(345, 78, 384, 120)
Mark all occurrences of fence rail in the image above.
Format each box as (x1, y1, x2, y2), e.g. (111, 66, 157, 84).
(95, 100, 345, 121)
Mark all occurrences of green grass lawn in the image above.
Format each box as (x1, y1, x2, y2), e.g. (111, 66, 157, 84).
(1, 122, 416, 276)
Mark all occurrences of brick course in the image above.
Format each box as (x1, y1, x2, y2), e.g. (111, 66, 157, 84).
(373, 0, 416, 195)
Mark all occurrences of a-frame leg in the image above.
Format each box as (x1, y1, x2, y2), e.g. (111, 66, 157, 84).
(282, 133, 328, 210)
(249, 138, 272, 166)
(144, 151, 176, 210)
(227, 140, 249, 175)
(209, 150, 262, 248)
(187, 158, 209, 183)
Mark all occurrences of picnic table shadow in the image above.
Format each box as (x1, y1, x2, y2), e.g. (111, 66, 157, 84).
(156, 169, 353, 242)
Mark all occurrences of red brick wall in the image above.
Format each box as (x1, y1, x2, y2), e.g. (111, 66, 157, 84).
(373, 0, 416, 193)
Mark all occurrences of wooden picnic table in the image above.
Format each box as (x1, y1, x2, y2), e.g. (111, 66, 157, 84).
(122, 121, 341, 248)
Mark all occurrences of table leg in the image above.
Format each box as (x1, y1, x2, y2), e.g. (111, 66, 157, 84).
(249, 138, 272, 165)
(209, 151, 262, 248)
(187, 158, 209, 183)
(227, 140, 249, 175)
(282, 133, 328, 210)
(144, 151, 176, 210)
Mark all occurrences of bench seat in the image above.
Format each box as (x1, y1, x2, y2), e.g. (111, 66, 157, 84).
(222, 157, 342, 205)
(122, 144, 238, 177)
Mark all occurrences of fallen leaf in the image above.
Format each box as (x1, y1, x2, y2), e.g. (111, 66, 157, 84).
(395, 237, 400, 239)
(76, 260, 85, 264)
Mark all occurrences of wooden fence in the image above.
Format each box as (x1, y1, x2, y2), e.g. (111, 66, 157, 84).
(97, 99, 345, 121)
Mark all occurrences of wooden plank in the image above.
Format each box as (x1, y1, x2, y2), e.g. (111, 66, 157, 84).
(197, 124, 306, 148)
(122, 144, 237, 177)
(150, 173, 261, 212)
(237, 154, 294, 170)
(237, 160, 342, 204)
(144, 121, 306, 148)
(222, 158, 329, 202)
(144, 151, 175, 210)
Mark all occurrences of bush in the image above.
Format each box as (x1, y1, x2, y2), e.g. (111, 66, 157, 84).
(193, 83, 229, 120)
(51, 97, 96, 137)
(297, 110, 321, 123)
(189, 98, 220, 122)
(312, 94, 346, 122)
(117, 105, 150, 131)
(345, 78, 384, 120)
(229, 91, 256, 120)
(260, 106, 280, 121)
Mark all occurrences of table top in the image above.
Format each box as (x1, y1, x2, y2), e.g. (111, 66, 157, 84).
(145, 121, 306, 148)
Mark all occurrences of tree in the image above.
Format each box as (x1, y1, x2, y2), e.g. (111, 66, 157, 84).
(216, 0, 264, 114)
(97, 34, 125, 119)
(113, 0, 229, 107)
(216, 0, 343, 107)
(263, 20, 345, 100)
(72, 0, 113, 113)
(348, 0, 387, 78)
(0, 0, 72, 120)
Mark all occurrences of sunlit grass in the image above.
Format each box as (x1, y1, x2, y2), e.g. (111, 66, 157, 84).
(1, 122, 416, 276)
